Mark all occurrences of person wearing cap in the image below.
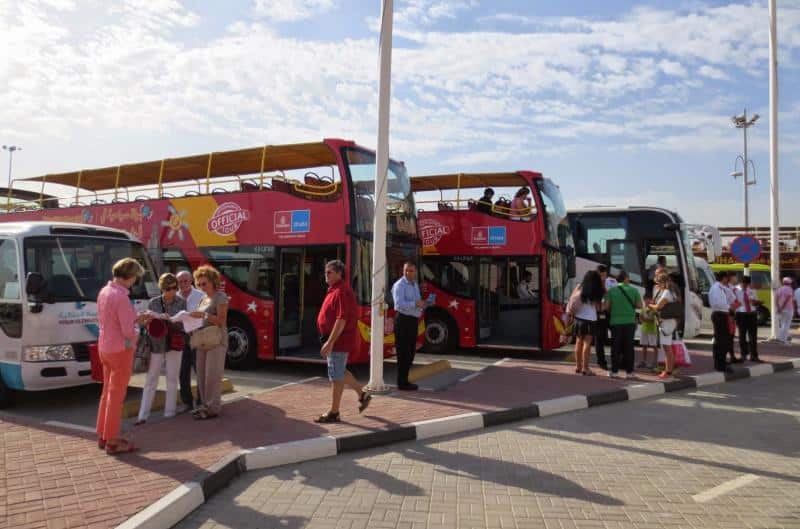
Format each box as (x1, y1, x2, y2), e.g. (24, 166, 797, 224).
(136, 273, 186, 425)
(776, 277, 795, 343)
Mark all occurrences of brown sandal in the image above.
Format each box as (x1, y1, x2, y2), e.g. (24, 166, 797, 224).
(314, 411, 340, 423)
(105, 439, 138, 455)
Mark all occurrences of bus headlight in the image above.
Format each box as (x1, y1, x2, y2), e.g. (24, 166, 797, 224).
(22, 345, 76, 362)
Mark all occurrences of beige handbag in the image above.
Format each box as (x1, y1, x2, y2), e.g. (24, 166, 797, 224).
(190, 325, 223, 350)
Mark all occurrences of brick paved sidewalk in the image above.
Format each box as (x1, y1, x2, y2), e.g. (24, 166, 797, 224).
(2, 340, 798, 529)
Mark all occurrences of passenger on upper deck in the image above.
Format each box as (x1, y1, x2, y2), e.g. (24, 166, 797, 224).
(475, 188, 494, 214)
(510, 187, 533, 221)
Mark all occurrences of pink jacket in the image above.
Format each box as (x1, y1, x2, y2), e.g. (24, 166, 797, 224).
(97, 281, 137, 353)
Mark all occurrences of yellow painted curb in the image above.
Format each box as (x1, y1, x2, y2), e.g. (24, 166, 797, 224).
(408, 359, 451, 383)
(123, 378, 235, 418)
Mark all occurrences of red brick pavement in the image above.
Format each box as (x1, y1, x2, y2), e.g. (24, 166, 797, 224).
(1, 340, 797, 529)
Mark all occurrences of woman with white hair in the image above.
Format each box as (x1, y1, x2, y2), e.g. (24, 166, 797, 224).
(776, 277, 795, 343)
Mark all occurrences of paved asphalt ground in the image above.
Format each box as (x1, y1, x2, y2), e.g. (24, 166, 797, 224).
(0, 351, 510, 428)
(175, 370, 800, 529)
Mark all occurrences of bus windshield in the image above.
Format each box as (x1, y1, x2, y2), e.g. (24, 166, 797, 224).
(24, 236, 158, 301)
(345, 148, 417, 237)
(537, 178, 571, 249)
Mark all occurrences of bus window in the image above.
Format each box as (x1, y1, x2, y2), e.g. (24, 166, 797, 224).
(0, 239, 20, 301)
(607, 240, 643, 285)
(202, 246, 276, 299)
(750, 270, 770, 289)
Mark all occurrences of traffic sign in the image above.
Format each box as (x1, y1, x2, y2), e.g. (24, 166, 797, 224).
(730, 235, 761, 264)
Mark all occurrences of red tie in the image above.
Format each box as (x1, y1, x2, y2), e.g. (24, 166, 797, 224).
(744, 290, 751, 312)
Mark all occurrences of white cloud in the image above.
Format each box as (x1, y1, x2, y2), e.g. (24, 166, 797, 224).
(253, 0, 337, 22)
(659, 59, 688, 78)
(396, 0, 477, 27)
(697, 64, 731, 81)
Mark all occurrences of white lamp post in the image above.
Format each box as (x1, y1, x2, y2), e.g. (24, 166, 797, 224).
(730, 111, 758, 277)
(2, 145, 22, 189)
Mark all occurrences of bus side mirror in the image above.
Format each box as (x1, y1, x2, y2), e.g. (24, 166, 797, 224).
(26, 272, 46, 313)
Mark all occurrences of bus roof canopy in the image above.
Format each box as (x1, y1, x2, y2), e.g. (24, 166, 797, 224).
(410, 172, 532, 192)
(21, 142, 340, 192)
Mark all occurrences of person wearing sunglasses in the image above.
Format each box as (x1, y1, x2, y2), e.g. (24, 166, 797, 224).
(188, 265, 229, 420)
(135, 273, 187, 424)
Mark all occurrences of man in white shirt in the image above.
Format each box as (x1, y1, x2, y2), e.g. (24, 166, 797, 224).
(708, 272, 734, 373)
(517, 271, 536, 299)
(795, 284, 800, 318)
(735, 275, 760, 363)
(177, 270, 205, 409)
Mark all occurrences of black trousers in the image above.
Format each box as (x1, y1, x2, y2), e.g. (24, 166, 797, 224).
(711, 311, 731, 371)
(395, 313, 418, 386)
(179, 342, 200, 407)
(595, 313, 609, 367)
(610, 323, 636, 374)
(735, 312, 758, 360)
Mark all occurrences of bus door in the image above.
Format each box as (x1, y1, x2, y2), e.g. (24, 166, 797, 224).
(606, 240, 644, 285)
(477, 258, 496, 340)
(277, 245, 343, 357)
(278, 248, 303, 350)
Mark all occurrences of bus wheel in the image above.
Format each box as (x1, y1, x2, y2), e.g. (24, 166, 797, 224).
(756, 306, 770, 327)
(424, 313, 456, 354)
(0, 376, 13, 409)
(226, 314, 258, 370)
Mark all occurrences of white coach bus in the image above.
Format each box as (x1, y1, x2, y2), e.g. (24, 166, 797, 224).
(0, 222, 158, 407)
(567, 207, 720, 339)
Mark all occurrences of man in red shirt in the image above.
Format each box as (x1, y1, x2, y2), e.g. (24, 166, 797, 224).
(314, 259, 371, 423)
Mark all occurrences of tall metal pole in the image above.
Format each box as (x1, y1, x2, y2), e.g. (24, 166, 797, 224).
(366, 0, 393, 393)
(768, 0, 780, 340)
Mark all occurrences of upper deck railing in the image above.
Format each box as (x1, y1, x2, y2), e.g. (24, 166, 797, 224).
(410, 172, 539, 219)
(4, 141, 349, 212)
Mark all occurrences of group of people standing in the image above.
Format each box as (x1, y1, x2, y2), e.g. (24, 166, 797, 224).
(708, 270, 764, 373)
(95, 259, 229, 455)
(567, 263, 683, 379)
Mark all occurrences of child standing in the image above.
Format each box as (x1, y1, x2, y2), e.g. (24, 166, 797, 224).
(638, 297, 658, 369)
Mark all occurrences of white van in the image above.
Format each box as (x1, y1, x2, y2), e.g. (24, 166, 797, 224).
(0, 222, 158, 407)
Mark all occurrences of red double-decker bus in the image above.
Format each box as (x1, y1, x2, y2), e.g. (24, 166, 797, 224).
(3, 140, 421, 368)
(411, 172, 573, 353)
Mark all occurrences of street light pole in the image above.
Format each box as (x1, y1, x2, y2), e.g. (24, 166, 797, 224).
(2, 145, 22, 189)
(731, 110, 759, 277)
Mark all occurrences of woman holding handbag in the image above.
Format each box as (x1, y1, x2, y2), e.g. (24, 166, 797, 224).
(135, 273, 186, 425)
(189, 265, 229, 420)
(567, 270, 604, 376)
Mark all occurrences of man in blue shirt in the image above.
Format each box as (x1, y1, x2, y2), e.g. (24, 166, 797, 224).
(391, 262, 425, 390)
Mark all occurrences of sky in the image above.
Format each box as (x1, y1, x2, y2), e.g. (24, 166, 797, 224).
(2, 0, 800, 227)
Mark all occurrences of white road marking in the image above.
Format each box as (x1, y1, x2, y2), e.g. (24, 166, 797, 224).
(43, 420, 96, 433)
(692, 474, 760, 503)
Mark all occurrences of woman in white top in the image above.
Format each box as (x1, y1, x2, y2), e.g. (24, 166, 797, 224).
(566, 270, 604, 376)
(649, 272, 680, 379)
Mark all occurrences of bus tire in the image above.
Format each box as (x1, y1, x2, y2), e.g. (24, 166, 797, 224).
(756, 306, 770, 327)
(226, 313, 258, 370)
(423, 311, 457, 354)
(0, 376, 13, 409)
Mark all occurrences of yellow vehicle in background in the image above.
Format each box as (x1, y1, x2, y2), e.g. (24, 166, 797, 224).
(710, 263, 772, 326)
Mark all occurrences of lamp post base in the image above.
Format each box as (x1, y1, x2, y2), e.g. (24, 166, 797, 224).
(364, 382, 392, 395)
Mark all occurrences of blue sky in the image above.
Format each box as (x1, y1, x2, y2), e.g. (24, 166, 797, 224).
(1, 0, 799, 226)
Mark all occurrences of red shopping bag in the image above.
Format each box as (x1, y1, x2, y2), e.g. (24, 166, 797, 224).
(673, 340, 692, 367)
(88, 342, 104, 383)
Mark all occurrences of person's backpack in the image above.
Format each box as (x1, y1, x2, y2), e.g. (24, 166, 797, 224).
(566, 286, 583, 316)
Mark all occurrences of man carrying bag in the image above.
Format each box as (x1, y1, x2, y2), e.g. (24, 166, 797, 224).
(606, 270, 642, 378)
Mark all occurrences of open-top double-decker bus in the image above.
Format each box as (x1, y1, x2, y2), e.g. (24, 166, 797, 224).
(1, 139, 421, 369)
(411, 172, 573, 353)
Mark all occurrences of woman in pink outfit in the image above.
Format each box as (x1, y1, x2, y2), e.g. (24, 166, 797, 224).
(96, 258, 151, 455)
(510, 187, 533, 220)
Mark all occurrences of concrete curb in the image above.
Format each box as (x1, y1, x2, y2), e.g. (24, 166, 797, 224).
(115, 360, 797, 529)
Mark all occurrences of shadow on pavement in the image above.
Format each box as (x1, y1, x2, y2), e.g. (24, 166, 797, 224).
(519, 370, 800, 484)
